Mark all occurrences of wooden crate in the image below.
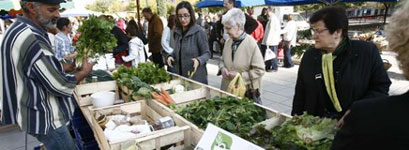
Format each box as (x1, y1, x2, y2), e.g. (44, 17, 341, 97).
(88, 101, 192, 150)
(145, 81, 291, 146)
(74, 81, 120, 107)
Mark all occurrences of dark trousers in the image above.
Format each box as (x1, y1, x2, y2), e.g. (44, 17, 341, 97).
(282, 41, 294, 68)
(151, 52, 164, 68)
(261, 45, 278, 70)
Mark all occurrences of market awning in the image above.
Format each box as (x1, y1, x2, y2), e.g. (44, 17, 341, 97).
(196, 0, 267, 8)
(265, 0, 400, 5)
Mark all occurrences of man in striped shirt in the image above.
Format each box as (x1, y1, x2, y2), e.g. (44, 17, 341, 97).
(0, 0, 94, 149)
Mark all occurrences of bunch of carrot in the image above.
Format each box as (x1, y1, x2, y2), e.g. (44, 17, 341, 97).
(151, 88, 175, 106)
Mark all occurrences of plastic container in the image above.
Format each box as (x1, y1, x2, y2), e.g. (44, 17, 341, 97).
(91, 91, 115, 108)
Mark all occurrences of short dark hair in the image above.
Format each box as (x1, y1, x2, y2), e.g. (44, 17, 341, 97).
(175, 1, 196, 29)
(309, 6, 348, 37)
(56, 17, 70, 31)
(142, 7, 152, 14)
(167, 14, 176, 29)
(126, 20, 140, 36)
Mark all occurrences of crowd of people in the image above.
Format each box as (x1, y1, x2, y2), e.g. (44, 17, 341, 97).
(1, 0, 409, 149)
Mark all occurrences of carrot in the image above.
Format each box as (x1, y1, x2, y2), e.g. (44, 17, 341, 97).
(161, 88, 175, 104)
(151, 92, 168, 105)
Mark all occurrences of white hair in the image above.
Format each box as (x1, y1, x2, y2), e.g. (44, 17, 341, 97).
(222, 8, 245, 30)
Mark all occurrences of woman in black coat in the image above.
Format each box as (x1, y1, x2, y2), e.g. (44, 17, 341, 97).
(292, 6, 391, 119)
(331, 1, 409, 149)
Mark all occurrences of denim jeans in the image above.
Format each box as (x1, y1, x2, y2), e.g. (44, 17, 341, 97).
(32, 125, 76, 150)
(282, 41, 294, 68)
(266, 46, 278, 70)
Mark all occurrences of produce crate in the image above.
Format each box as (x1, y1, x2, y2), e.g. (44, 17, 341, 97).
(145, 75, 291, 146)
(88, 101, 191, 150)
(74, 81, 120, 107)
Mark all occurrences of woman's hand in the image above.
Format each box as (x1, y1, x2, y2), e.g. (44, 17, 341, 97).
(167, 57, 174, 67)
(221, 68, 229, 79)
(192, 58, 199, 72)
(228, 71, 238, 80)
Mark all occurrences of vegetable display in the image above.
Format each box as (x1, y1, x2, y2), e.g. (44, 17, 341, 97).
(113, 63, 171, 85)
(251, 112, 338, 150)
(170, 96, 266, 140)
(76, 15, 117, 61)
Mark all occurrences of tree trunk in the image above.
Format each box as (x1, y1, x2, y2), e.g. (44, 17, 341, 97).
(383, 3, 390, 25)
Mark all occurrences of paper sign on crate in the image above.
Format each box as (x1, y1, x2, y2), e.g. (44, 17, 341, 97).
(194, 123, 264, 150)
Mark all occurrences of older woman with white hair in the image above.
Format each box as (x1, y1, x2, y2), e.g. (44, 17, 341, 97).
(219, 8, 265, 103)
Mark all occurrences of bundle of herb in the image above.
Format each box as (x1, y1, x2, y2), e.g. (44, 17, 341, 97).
(75, 15, 117, 62)
(170, 96, 266, 140)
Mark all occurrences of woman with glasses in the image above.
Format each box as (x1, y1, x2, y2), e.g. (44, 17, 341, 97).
(167, 1, 210, 84)
(292, 6, 391, 120)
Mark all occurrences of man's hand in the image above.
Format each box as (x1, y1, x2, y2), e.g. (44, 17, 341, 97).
(62, 62, 75, 72)
(81, 57, 95, 75)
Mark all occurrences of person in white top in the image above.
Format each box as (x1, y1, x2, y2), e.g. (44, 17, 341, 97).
(261, 7, 281, 72)
(161, 14, 176, 72)
(122, 20, 146, 67)
(280, 14, 297, 68)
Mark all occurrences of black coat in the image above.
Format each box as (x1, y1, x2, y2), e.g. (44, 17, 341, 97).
(331, 91, 409, 150)
(292, 40, 391, 119)
(110, 26, 129, 55)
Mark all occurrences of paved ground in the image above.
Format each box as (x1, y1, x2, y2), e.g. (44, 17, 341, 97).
(1, 51, 408, 150)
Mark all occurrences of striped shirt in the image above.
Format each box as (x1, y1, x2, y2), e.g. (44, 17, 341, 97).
(0, 16, 77, 135)
(54, 32, 75, 63)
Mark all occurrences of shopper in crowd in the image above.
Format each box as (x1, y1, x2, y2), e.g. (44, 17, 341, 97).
(122, 20, 146, 67)
(1, 0, 95, 149)
(127, 19, 148, 45)
(280, 14, 296, 68)
(331, 1, 409, 149)
(111, 18, 131, 67)
(55, 17, 77, 68)
(196, 12, 204, 27)
(257, 7, 269, 30)
(167, 1, 210, 84)
(292, 6, 391, 119)
(161, 14, 176, 72)
(143, 7, 164, 67)
(261, 6, 281, 72)
(219, 8, 265, 103)
(216, 0, 258, 50)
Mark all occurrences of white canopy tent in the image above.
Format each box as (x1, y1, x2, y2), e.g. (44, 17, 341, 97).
(60, 8, 101, 17)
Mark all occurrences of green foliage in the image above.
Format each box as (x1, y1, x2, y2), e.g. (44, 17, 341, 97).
(251, 112, 339, 150)
(113, 62, 171, 85)
(76, 15, 117, 61)
(171, 96, 267, 140)
(156, 0, 167, 17)
(291, 44, 313, 58)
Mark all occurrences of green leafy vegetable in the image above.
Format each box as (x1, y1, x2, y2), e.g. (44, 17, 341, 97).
(170, 96, 267, 140)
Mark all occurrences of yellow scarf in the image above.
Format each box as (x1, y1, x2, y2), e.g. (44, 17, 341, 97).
(322, 53, 342, 112)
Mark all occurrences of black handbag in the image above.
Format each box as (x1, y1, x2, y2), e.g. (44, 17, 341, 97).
(245, 71, 261, 104)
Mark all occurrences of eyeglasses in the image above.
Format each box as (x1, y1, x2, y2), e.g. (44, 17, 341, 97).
(178, 14, 191, 19)
(310, 28, 328, 35)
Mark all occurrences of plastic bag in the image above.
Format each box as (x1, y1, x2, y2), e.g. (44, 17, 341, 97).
(264, 47, 276, 61)
(227, 74, 246, 97)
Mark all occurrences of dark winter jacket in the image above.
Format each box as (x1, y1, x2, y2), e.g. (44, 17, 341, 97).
(331, 91, 409, 150)
(292, 39, 391, 119)
(111, 26, 129, 55)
